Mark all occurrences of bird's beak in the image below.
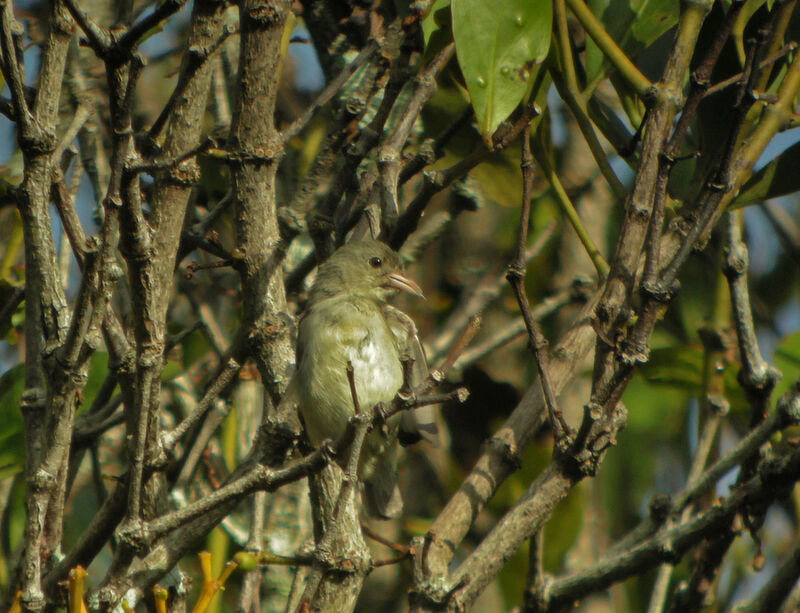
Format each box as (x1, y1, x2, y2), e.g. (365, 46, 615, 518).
(384, 272, 425, 299)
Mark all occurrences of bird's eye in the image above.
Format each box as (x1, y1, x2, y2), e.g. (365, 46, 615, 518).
(369, 257, 382, 268)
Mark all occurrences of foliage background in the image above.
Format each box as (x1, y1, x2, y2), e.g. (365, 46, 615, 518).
(0, 0, 799, 611)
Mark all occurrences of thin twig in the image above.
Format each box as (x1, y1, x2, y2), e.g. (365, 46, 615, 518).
(647, 258, 731, 613)
(117, 0, 188, 52)
(378, 42, 455, 230)
(282, 39, 379, 143)
(372, 552, 413, 568)
(564, 0, 652, 95)
(550, 0, 626, 201)
(531, 128, 609, 278)
(704, 42, 797, 97)
(426, 316, 481, 393)
(735, 540, 800, 613)
(147, 27, 235, 144)
(723, 211, 780, 421)
(0, 287, 24, 331)
(62, 0, 112, 55)
(428, 220, 557, 362)
(0, 0, 37, 142)
(611, 389, 798, 559)
(399, 106, 473, 183)
(389, 102, 541, 250)
(452, 284, 590, 370)
(161, 353, 242, 451)
(543, 417, 800, 610)
(361, 523, 409, 555)
(51, 172, 89, 269)
(508, 127, 571, 442)
(522, 530, 546, 612)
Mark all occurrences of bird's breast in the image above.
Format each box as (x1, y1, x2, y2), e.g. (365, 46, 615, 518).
(296, 297, 404, 446)
(344, 334, 402, 400)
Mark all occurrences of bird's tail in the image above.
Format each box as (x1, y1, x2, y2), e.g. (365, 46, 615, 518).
(399, 405, 439, 446)
(363, 467, 403, 519)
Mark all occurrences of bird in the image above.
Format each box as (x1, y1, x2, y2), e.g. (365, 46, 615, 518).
(293, 239, 437, 519)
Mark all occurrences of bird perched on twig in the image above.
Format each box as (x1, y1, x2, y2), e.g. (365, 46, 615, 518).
(294, 240, 437, 519)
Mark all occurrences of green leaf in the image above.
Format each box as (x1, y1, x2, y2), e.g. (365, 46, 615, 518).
(629, 0, 678, 45)
(422, 0, 455, 66)
(452, 0, 551, 139)
(585, 0, 678, 83)
(3, 475, 25, 552)
(731, 140, 800, 208)
(181, 326, 212, 370)
(640, 346, 705, 392)
(774, 331, 800, 400)
(161, 356, 183, 382)
(0, 364, 25, 479)
(81, 352, 113, 414)
(422, 0, 452, 47)
(640, 342, 753, 418)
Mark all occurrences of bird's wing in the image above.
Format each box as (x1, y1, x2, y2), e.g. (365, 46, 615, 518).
(381, 305, 439, 447)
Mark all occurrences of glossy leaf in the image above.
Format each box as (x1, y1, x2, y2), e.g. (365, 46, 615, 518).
(731, 140, 800, 208)
(452, 0, 551, 140)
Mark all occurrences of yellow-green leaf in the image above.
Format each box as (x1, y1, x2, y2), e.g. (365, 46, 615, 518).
(452, 0, 551, 140)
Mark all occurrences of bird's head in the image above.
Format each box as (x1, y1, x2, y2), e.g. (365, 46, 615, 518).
(308, 240, 423, 304)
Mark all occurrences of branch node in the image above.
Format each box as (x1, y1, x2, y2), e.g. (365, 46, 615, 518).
(722, 244, 748, 279)
(640, 279, 678, 303)
(115, 519, 153, 556)
(706, 393, 730, 416)
(506, 263, 525, 282)
(20, 387, 47, 415)
(658, 540, 680, 565)
(618, 341, 649, 368)
(649, 494, 673, 525)
(319, 439, 338, 464)
(485, 437, 523, 471)
(737, 364, 780, 397)
(428, 368, 445, 385)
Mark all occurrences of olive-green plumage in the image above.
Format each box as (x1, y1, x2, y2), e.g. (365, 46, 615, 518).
(294, 240, 435, 518)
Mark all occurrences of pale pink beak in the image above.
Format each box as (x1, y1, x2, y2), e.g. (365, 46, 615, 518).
(384, 272, 424, 298)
